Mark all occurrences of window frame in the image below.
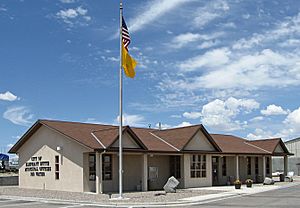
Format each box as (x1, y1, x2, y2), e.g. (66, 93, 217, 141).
(247, 157, 252, 175)
(55, 155, 60, 180)
(89, 154, 96, 181)
(190, 154, 206, 178)
(222, 156, 227, 177)
(102, 154, 112, 181)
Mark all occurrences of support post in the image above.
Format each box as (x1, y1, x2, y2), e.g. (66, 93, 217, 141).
(262, 156, 266, 180)
(284, 155, 288, 176)
(96, 152, 102, 194)
(235, 155, 239, 180)
(142, 154, 148, 191)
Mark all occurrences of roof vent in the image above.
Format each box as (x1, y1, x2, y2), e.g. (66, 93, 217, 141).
(158, 122, 162, 130)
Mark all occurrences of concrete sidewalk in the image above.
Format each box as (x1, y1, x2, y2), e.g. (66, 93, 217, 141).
(0, 179, 299, 207)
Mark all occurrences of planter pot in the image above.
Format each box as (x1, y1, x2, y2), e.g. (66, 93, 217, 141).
(246, 183, 252, 188)
(235, 184, 241, 189)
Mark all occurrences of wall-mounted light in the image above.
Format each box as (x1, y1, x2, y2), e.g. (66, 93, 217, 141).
(56, 146, 62, 151)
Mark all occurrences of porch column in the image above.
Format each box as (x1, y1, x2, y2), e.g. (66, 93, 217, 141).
(262, 156, 266, 179)
(142, 154, 148, 191)
(235, 155, 239, 180)
(284, 155, 288, 176)
(96, 152, 103, 194)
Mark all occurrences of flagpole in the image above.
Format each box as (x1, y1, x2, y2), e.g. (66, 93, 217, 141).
(119, 0, 123, 199)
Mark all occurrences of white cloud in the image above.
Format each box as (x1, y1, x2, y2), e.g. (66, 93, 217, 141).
(179, 47, 231, 72)
(246, 128, 275, 140)
(128, 0, 192, 33)
(174, 121, 193, 128)
(183, 111, 202, 119)
(173, 48, 300, 91)
(60, 0, 76, 3)
(56, 6, 91, 26)
(250, 116, 264, 122)
(0, 91, 18, 101)
(200, 97, 259, 131)
(283, 107, 300, 134)
(3, 106, 34, 126)
(116, 113, 145, 127)
(193, 0, 229, 28)
(170, 32, 224, 49)
(233, 12, 300, 50)
(261, 104, 289, 116)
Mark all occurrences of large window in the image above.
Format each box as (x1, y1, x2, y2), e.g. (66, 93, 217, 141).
(247, 157, 252, 175)
(190, 155, 206, 178)
(266, 157, 270, 174)
(89, 154, 96, 181)
(255, 157, 259, 175)
(102, 154, 112, 180)
(170, 156, 181, 179)
(222, 157, 227, 176)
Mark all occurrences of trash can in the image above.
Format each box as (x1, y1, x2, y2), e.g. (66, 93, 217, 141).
(279, 174, 285, 182)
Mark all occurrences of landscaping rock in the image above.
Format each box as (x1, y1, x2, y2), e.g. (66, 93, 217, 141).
(263, 177, 274, 185)
(163, 176, 179, 193)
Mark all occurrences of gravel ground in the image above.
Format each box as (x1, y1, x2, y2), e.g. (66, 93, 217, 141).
(0, 186, 225, 204)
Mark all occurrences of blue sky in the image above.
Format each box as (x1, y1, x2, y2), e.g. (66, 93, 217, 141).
(1, 0, 300, 154)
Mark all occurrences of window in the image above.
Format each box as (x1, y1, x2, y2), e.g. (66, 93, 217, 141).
(255, 157, 259, 175)
(266, 157, 270, 174)
(247, 157, 251, 175)
(190, 155, 206, 178)
(89, 154, 96, 181)
(170, 156, 181, 179)
(222, 157, 227, 176)
(55, 155, 59, 180)
(102, 154, 112, 180)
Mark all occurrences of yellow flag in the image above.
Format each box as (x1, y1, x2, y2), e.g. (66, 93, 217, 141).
(122, 43, 137, 78)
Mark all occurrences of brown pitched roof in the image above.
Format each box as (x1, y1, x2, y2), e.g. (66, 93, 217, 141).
(8, 119, 291, 156)
(211, 134, 271, 154)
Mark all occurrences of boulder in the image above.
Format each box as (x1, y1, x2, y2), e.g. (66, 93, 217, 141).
(263, 177, 275, 185)
(163, 176, 180, 193)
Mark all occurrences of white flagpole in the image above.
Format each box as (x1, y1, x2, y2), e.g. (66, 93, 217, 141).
(119, 0, 123, 199)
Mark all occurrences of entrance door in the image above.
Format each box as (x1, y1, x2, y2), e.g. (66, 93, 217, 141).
(212, 156, 219, 186)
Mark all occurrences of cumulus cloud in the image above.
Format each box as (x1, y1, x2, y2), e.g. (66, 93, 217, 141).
(247, 128, 276, 140)
(0, 91, 18, 101)
(261, 104, 289, 116)
(183, 111, 202, 119)
(56, 6, 91, 26)
(200, 97, 259, 131)
(193, 0, 229, 28)
(116, 113, 145, 127)
(174, 121, 193, 128)
(283, 107, 300, 134)
(3, 106, 34, 126)
(128, 0, 192, 33)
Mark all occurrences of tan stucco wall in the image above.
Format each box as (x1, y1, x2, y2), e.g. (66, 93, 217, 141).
(111, 132, 140, 149)
(148, 155, 170, 190)
(18, 125, 91, 192)
(102, 154, 143, 193)
(183, 154, 212, 188)
(184, 131, 216, 151)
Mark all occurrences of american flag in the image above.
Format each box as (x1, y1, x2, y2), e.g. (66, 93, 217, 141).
(122, 16, 131, 51)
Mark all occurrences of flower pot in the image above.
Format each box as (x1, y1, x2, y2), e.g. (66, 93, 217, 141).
(235, 184, 241, 189)
(246, 183, 252, 188)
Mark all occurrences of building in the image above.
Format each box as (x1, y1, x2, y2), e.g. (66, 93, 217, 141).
(273, 137, 300, 175)
(9, 120, 291, 193)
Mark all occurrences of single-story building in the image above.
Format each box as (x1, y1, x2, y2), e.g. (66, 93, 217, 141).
(9, 120, 292, 193)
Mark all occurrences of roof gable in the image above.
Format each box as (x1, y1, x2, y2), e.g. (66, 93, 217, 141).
(183, 130, 217, 151)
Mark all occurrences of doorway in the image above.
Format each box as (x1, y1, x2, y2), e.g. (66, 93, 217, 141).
(212, 156, 219, 185)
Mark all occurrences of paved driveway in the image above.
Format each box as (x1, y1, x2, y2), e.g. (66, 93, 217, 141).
(189, 183, 300, 208)
(0, 198, 120, 208)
